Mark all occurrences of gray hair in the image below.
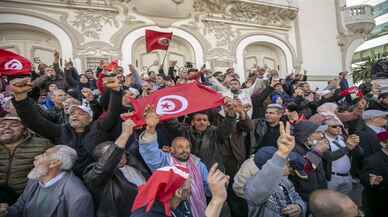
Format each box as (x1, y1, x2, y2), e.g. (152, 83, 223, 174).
(50, 145, 78, 170)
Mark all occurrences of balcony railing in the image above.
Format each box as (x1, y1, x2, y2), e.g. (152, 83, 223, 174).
(344, 5, 376, 34)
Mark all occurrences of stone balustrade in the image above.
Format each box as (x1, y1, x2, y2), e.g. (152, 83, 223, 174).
(344, 4, 375, 35)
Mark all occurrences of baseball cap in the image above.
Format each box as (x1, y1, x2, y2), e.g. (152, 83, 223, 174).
(362, 110, 388, 120)
(69, 105, 93, 117)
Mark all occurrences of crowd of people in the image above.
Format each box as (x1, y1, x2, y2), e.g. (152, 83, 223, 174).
(0, 50, 387, 217)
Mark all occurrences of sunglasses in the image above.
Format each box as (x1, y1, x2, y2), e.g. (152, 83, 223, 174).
(329, 125, 341, 128)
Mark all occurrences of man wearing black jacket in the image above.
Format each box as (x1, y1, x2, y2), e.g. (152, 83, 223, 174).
(9, 76, 123, 177)
(83, 119, 146, 217)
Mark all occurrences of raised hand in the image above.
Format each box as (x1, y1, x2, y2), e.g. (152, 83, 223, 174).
(144, 105, 160, 134)
(276, 122, 295, 158)
(115, 118, 135, 149)
(223, 97, 236, 117)
(369, 174, 383, 186)
(81, 88, 95, 102)
(9, 77, 33, 101)
(103, 75, 121, 91)
(122, 118, 135, 136)
(53, 50, 60, 64)
(346, 134, 360, 150)
(207, 163, 230, 202)
(64, 58, 73, 70)
(128, 64, 136, 74)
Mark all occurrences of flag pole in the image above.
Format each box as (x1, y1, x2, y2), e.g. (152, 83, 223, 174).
(161, 49, 168, 67)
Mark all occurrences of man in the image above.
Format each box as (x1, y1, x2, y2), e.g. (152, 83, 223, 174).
(0, 115, 53, 204)
(32, 65, 65, 91)
(323, 118, 361, 195)
(309, 190, 359, 217)
(130, 163, 229, 217)
(83, 119, 146, 217)
(44, 89, 67, 124)
(339, 71, 351, 104)
(208, 71, 267, 117)
(244, 123, 306, 217)
(163, 99, 239, 171)
(10, 76, 123, 176)
(360, 130, 388, 217)
(249, 104, 284, 154)
(139, 107, 209, 217)
(358, 110, 388, 157)
(292, 121, 329, 201)
(2, 145, 94, 217)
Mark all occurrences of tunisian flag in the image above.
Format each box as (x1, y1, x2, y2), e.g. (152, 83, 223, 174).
(131, 166, 189, 216)
(0, 49, 31, 76)
(126, 83, 224, 126)
(145, 30, 173, 52)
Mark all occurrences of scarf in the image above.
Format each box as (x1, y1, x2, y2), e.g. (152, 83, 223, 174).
(171, 156, 207, 217)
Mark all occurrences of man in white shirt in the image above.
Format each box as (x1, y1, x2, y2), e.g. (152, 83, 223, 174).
(323, 119, 360, 195)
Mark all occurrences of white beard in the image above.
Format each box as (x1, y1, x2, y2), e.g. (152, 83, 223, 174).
(27, 166, 48, 180)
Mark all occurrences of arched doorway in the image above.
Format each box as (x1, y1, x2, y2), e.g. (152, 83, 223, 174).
(121, 26, 204, 74)
(244, 42, 287, 78)
(0, 24, 60, 66)
(0, 13, 76, 68)
(235, 35, 295, 81)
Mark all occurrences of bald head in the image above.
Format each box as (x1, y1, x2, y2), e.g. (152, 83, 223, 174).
(171, 137, 191, 162)
(309, 190, 358, 217)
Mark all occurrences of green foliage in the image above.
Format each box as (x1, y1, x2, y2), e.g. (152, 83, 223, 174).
(351, 53, 386, 83)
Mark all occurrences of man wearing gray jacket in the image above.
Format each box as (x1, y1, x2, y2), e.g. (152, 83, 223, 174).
(244, 122, 306, 217)
(2, 145, 94, 217)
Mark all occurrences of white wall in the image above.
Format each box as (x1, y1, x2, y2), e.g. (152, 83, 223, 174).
(297, 0, 343, 76)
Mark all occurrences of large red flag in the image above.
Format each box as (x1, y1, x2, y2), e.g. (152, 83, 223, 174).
(0, 49, 31, 76)
(127, 83, 224, 126)
(145, 30, 173, 52)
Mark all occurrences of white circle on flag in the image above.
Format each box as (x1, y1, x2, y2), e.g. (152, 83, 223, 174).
(4, 59, 23, 70)
(158, 38, 170, 46)
(156, 95, 188, 115)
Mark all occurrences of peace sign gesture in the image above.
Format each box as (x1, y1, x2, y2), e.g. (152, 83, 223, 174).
(276, 122, 295, 158)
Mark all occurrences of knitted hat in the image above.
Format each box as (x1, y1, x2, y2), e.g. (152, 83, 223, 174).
(293, 121, 320, 145)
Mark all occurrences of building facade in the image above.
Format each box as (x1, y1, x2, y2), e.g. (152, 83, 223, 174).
(351, 0, 388, 63)
(0, 0, 375, 85)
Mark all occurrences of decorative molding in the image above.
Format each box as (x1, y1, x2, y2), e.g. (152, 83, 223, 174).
(193, 0, 298, 29)
(202, 20, 241, 50)
(207, 48, 232, 58)
(1, 0, 118, 12)
(71, 9, 119, 39)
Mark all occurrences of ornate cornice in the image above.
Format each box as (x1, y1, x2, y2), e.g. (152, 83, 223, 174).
(194, 0, 298, 29)
(1, 0, 118, 12)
